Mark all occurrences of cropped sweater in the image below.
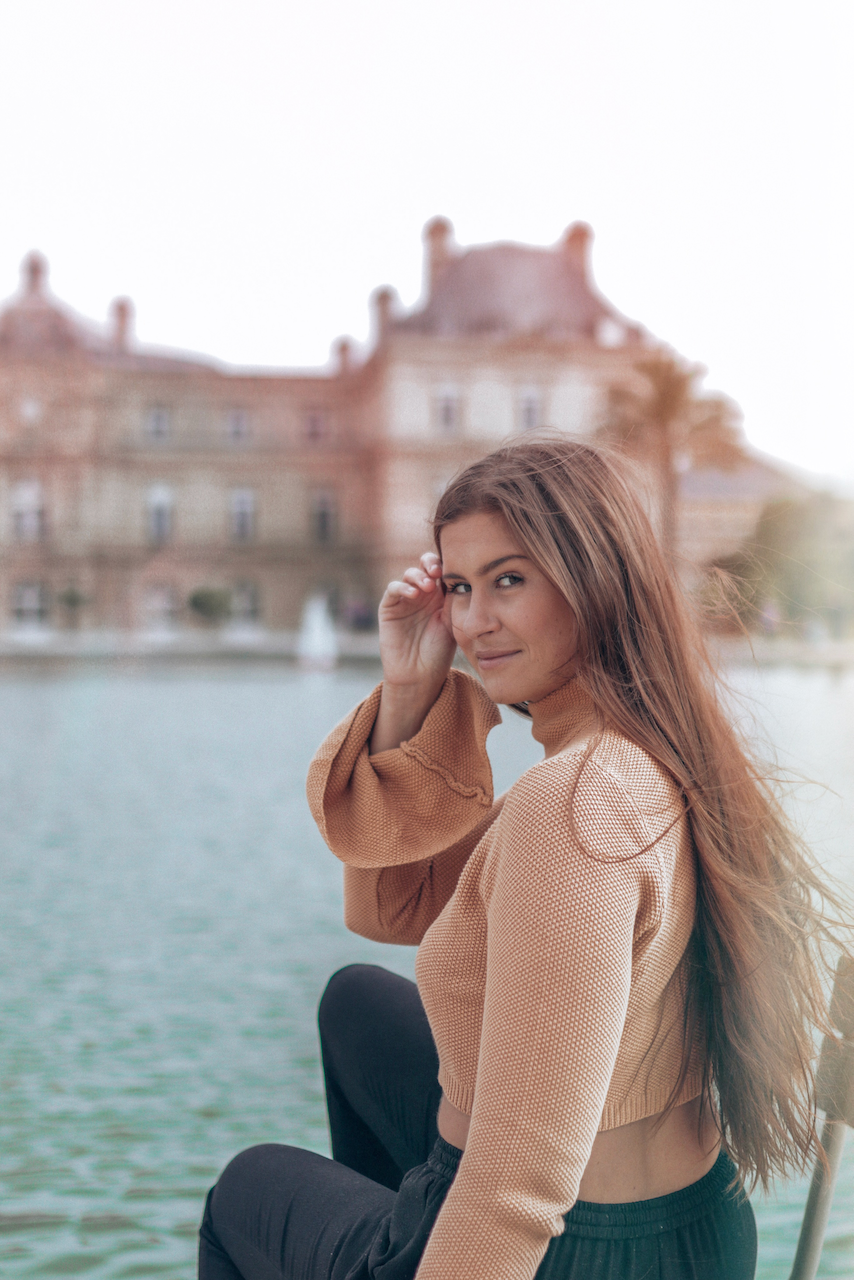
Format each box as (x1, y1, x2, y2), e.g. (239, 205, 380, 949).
(306, 669, 705, 1280)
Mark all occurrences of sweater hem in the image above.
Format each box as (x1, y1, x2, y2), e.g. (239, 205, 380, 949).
(437, 1068, 706, 1133)
(599, 1069, 706, 1130)
(438, 1068, 475, 1118)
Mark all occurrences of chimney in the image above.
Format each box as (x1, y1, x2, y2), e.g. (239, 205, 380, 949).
(111, 297, 134, 352)
(423, 216, 454, 297)
(23, 251, 48, 296)
(562, 222, 593, 279)
(371, 286, 396, 345)
(334, 336, 353, 375)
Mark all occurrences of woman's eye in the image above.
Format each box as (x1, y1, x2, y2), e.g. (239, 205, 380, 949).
(496, 573, 521, 588)
(447, 582, 470, 595)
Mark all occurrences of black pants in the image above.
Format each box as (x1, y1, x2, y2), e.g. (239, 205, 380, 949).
(199, 964, 757, 1279)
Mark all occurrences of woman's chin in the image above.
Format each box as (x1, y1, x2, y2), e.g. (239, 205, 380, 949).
(477, 670, 531, 706)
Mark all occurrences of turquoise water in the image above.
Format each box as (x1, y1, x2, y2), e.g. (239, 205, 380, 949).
(0, 661, 851, 1278)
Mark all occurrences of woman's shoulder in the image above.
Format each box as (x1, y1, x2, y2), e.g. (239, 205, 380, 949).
(587, 726, 683, 816)
(513, 723, 679, 800)
(497, 727, 685, 865)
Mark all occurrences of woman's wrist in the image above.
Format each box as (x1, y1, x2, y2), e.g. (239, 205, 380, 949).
(369, 677, 447, 755)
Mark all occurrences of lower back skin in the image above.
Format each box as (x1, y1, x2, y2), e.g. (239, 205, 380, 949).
(437, 1093, 721, 1203)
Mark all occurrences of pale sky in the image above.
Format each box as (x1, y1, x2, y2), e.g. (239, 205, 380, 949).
(1, 1, 852, 483)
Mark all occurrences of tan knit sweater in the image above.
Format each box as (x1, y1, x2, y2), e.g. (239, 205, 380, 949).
(307, 670, 704, 1280)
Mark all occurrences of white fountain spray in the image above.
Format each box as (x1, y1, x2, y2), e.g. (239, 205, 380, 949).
(296, 593, 339, 670)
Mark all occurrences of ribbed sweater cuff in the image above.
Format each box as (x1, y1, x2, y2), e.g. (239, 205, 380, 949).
(372, 669, 501, 805)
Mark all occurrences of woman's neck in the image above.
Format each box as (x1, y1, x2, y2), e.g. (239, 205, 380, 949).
(526, 678, 599, 758)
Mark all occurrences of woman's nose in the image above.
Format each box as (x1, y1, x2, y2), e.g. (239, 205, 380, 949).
(459, 592, 498, 638)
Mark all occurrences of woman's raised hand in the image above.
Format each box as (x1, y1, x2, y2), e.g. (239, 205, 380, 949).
(379, 552, 455, 688)
(370, 553, 456, 753)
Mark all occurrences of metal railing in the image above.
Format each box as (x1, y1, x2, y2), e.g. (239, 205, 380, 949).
(789, 956, 854, 1280)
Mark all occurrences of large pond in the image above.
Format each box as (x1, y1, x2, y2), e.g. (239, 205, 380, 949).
(0, 661, 852, 1278)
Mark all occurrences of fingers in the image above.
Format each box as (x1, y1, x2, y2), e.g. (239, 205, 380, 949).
(382, 554, 443, 607)
(385, 579, 419, 602)
(402, 564, 438, 593)
(419, 551, 443, 577)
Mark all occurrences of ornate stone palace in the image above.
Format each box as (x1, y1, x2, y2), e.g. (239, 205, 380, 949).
(0, 220, 800, 639)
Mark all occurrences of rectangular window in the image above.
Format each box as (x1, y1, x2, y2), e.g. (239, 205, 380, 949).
(145, 406, 171, 439)
(435, 385, 461, 435)
(12, 581, 49, 626)
(230, 489, 256, 542)
(227, 408, 250, 442)
(311, 490, 336, 544)
(519, 389, 542, 431)
(304, 411, 327, 443)
(147, 485, 173, 544)
(11, 480, 45, 542)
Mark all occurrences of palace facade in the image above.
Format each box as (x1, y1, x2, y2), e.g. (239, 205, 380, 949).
(0, 220, 800, 639)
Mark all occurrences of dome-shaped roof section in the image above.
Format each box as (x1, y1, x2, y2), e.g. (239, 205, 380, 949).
(0, 252, 216, 370)
(0, 252, 92, 355)
(396, 234, 622, 339)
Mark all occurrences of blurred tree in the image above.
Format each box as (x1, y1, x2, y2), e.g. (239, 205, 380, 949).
(687, 394, 745, 470)
(706, 495, 854, 636)
(188, 587, 232, 625)
(601, 351, 744, 560)
(55, 584, 87, 629)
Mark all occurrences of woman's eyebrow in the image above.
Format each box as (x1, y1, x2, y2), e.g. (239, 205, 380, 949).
(442, 554, 529, 580)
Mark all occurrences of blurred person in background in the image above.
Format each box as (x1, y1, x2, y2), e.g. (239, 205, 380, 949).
(199, 438, 849, 1280)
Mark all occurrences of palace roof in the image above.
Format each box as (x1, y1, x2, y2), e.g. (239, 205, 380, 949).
(0, 252, 213, 371)
(396, 220, 641, 343)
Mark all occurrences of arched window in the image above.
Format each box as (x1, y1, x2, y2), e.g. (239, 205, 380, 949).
(519, 388, 542, 431)
(11, 581, 49, 626)
(230, 489, 256, 542)
(147, 485, 173, 544)
(311, 490, 337, 544)
(145, 406, 171, 439)
(304, 411, 327, 443)
(435, 385, 461, 435)
(11, 480, 45, 542)
(227, 408, 250, 442)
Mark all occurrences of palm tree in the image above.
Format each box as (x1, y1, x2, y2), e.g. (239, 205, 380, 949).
(603, 351, 739, 562)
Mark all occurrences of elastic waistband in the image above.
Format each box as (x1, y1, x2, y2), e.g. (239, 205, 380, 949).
(425, 1143, 743, 1239)
(426, 1136, 464, 1178)
(563, 1152, 744, 1239)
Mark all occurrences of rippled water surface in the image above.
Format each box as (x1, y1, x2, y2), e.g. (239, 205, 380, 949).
(0, 661, 852, 1278)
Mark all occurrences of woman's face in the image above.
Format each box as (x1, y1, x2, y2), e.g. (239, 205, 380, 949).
(440, 510, 579, 706)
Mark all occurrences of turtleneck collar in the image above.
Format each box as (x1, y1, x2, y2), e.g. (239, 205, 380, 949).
(526, 677, 600, 757)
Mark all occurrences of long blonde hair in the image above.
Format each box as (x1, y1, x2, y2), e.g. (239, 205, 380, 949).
(434, 435, 850, 1190)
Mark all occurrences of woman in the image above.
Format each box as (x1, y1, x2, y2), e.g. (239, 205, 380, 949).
(200, 437, 846, 1280)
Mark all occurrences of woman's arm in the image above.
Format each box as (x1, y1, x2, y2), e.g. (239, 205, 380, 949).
(369, 551, 455, 753)
(306, 670, 502, 869)
(416, 756, 653, 1280)
(307, 550, 503, 871)
(342, 798, 505, 945)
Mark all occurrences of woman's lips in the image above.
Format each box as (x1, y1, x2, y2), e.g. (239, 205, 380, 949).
(475, 650, 521, 668)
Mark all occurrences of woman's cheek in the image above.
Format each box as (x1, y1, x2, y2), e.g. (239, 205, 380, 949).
(449, 611, 471, 655)
(451, 622, 468, 650)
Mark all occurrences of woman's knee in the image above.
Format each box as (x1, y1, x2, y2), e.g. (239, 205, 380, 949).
(204, 1145, 346, 1278)
(211, 1143, 290, 1213)
(208, 1143, 324, 1237)
(318, 964, 385, 1039)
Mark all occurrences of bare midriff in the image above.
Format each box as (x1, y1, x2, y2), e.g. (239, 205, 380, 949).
(437, 1092, 721, 1203)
